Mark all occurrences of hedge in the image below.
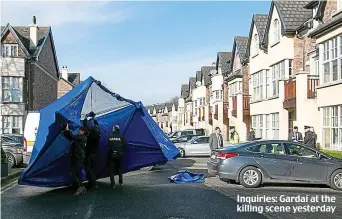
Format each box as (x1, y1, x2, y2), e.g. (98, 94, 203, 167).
(321, 150, 342, 159)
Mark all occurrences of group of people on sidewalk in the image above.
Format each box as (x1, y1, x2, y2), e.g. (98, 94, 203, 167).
(208, 124, 318, 150)
(62, 111, 127, 195)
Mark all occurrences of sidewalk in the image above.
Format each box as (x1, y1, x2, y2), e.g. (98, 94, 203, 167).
(1, 168, 23, 185)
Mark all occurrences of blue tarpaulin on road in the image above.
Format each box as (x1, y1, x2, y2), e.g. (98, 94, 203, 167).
(168, 170, 205, 184)
(18, 76, 179, 187)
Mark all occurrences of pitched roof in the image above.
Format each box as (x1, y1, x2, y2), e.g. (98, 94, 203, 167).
(68, 73, 81, 86)
(230, 36, 249, 71)
(196, 71, 202, 82)
(173, 101, 179, 111)
(309, 12, 342, 38)
(201, 66, 215, 86)
(217, 52, 232, 74)
(181, 84, 189, 98)
(189, 77, 196, 89)
(153, 104, 165, 113)
(166, 102, 173, 112)
(254, 14, 269, 41)
(1, 25, 50, 56)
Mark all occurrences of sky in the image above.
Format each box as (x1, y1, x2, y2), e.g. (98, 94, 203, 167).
(1, 1, 271, 105)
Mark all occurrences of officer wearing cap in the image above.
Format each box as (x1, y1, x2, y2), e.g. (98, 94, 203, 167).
(304, 125, 316, 150)
(108, 125, 127, 188)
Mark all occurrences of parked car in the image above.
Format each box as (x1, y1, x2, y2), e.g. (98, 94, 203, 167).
(207, 140, 342, 191)
(169, 129, 205, 140)
(1, 135, 24, 168)
(177, 136, 210, 158)
(172, 135, 200, 144)
(23, 111, 40, 165)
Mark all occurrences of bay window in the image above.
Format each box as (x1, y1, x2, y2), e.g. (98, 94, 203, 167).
(322, 105, 342, 150)
(321, 35, 342, 84)
(252, 71, 263, 101)
(229, 81, 242, 96)
(2, 76, 23, 102)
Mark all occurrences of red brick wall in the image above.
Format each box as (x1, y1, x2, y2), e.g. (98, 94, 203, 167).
(206, 87, 211, 104)
(323, 0, 337, 23)
(1, 31, 25, 57)
(242, 64, 250, 95)
(223, 83, 229, 102)
(57, 79, 73, 98)
(293, 35, 317, 74)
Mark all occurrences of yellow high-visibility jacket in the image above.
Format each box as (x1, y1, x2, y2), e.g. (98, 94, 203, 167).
(229, 131, 239, 144)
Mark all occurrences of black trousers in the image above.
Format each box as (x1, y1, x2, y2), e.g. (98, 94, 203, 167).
(109, 156, 123, 185)
(71, 158, 84, 187)
(84, 154, 97, 186)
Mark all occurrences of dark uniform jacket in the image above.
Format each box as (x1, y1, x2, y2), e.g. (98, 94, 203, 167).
(108, 130, 127, 158)
(85, 120, 101, 156)
(304, 131, 316, 150)
(64, 130, 87, 160)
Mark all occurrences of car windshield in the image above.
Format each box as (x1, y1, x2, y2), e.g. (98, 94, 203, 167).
(2, 137, 18, 144)
(188, 136, 200, 143)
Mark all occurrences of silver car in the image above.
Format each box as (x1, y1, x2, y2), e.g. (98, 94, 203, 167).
(176, 136, 211, 158)
(207, 140, 342, 191)
(1, 135, 24, 168)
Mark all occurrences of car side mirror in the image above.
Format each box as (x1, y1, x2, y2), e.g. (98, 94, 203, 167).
(193, 141, 198, 144)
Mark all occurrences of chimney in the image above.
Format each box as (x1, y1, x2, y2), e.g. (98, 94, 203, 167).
(29, 16, 38, 49)
(61, 66, 68, 80)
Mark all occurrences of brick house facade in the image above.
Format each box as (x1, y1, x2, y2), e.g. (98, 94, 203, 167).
(0, 17, 59, 134)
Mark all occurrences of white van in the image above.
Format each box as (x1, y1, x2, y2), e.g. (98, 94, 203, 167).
(23, 111, 40, 165)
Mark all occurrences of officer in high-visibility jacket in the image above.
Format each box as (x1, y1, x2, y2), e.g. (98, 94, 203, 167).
(229, 126, 239, 144)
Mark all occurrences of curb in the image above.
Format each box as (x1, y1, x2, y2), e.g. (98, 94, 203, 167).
(1, 171, 22, 185)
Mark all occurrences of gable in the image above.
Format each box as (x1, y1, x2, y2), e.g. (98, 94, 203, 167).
(232, 47, 241, 72)
(37, 31, 59, 78)
(1, 30, 26, 57)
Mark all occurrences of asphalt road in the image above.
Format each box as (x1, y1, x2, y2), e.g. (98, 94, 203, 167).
(2, 157, 342, 219)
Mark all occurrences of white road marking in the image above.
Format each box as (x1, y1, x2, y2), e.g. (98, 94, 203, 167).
(1, 180, 18, 194)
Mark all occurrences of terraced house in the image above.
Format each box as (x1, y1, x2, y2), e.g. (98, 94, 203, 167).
(0, 16, 59, 134)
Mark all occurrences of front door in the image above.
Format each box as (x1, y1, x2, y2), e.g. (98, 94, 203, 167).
(253, 143, 294, 179)
(284, 143, 328, 182)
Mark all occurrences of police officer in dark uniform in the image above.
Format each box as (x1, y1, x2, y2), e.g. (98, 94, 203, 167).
(63, 123, 87, 195)
(108, 125, 127, 188)
(304, 125, 316, 150)
(83, 112, 100, 189)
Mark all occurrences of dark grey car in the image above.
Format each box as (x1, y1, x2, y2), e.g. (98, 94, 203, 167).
(1, 135, 24, 168)
(207, 140, 342, 191)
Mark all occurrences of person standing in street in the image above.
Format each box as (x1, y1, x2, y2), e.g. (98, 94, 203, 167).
(229, 127, 239, 144)
(83, 112, 101, 190)
(288, 126, 303, 142)
(209, 127, 224, 150)
(63, 123, 87, 195)
(108, 125, 127, 188)
(304, 125, 317, 150)
(248, 128, 256, 141)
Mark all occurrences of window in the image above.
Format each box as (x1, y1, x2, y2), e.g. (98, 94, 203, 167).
(285, 143, 318, 158)
(265, 70, 270, 98)
(253, 34, 259, 56)
(2, 116, 23, 134)
(321, 36, 342, 84)
(322, 105, 342, 150)
(1, 77, 23, 102)
(251, 115, 263, 138)
(271, 113, 279, 139)
(254, 143, 284, 154)
(252, 71, 263, 101)
(289, 59, 293, 77)
(271, 64, 280, 96)
(1, 44, 18, 57)
(273, 19, 280, 44)
(310, 55, 319, 76)
(265, 114, 270, 139)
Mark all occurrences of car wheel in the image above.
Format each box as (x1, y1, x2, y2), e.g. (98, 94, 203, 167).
(330, 169, 342, 191)
(179, 149, 185, 158)
(239, 166, 262, 188)
(6, 153, 16, 168)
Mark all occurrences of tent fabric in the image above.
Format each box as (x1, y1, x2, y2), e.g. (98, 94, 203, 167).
(168, 170, 205, 184)
(18, 77, 180, 187)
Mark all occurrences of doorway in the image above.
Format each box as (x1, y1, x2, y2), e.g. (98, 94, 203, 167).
(288, 110, 296, 133)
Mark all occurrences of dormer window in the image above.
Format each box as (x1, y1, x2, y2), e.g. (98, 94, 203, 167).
(273, 19, 280, 44)
(1, 44, 18, 57)
(312, 5, 319, 28)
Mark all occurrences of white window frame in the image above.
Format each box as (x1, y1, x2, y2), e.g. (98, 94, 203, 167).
(1, 44, 18, 57)
(2, 115, 23, 134)
(253, 33, 259, 56)
(1, 76, 23, 102)
(273, 19, 280, 44)
(322, 105, 342, 150)
(321, 35, 342, 85)
(265, 69, 270, 98)
(252, 71, 263, 101)
(271, 113, 279, 140)
(252, 115, 263, 138)
(265, 114, 270, 139)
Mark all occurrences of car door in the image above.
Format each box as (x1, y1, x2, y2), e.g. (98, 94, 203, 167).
(283, 143, 328, 182)
(185, 137, 205, 156)
(197, 137, 211, 155)
(252, 142, 294, 180)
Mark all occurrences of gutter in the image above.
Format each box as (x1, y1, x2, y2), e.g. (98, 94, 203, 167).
(308, 15, 342, 38)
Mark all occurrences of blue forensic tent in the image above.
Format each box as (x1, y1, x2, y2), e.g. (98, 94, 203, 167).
(18, 77, 179, 187)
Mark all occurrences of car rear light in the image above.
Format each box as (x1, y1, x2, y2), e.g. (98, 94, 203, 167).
(24, 138, 27, 152)
(216, 152, 239, 159)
